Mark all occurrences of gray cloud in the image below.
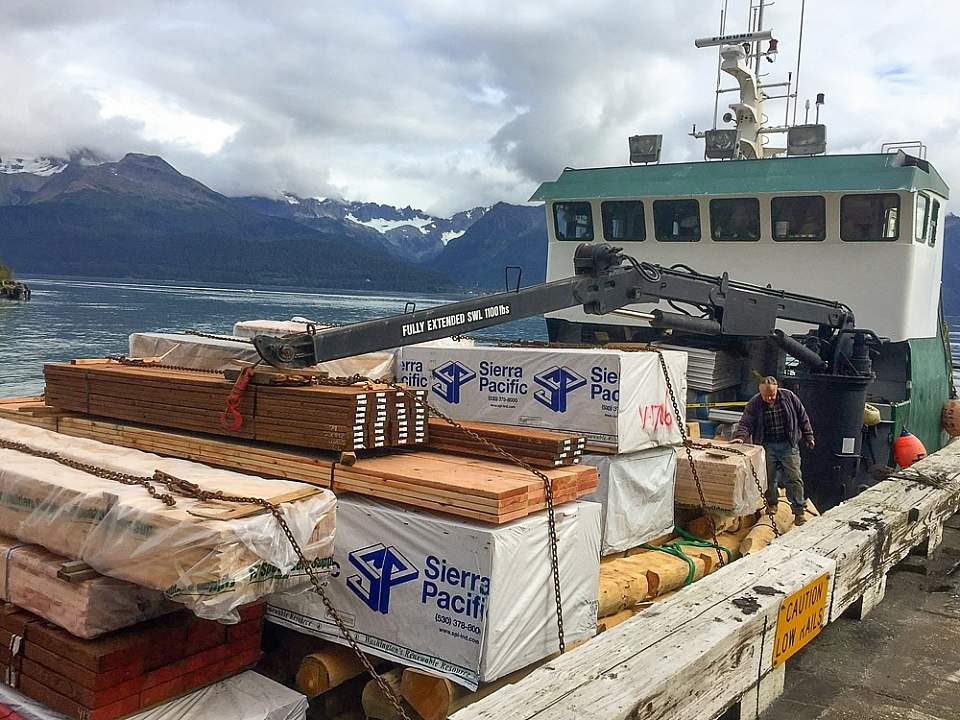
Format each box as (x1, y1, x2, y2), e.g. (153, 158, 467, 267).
(1, 1, 958, 215)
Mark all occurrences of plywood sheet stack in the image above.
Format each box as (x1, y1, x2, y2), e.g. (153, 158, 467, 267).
(654, 343, 743, 392)
(0, 603, 265, 720)
(42, 361, 426, 453)
(333, 451, 598, 524)
(426, 418, 585, 468)
(673, 441, 765, 513)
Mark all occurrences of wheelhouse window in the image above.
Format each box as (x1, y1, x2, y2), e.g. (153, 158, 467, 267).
(602, 201, 646, 242)
(930, 199, 941, 247)
(553, 202, 594, 241)
(840, 193, 900, 242)
(771, 196, 825, 241)
(710, 198, 760, 241)
(915, 193, 930, 243)
(654, 199, 700, 242)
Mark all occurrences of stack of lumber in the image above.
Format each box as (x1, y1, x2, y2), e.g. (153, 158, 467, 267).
(56, 414, 335, 488)
(0, 400, 593, 526)
(0, 398, 58, 431)
(0, 418, 336, 619)
(0, 534, 176, 640)
(0, 604, 264, 720)
(333, 451, 598, 524)
(673, 441, 765, 512)
(42, 361, 426, 453)
(427, 418, 585, 468)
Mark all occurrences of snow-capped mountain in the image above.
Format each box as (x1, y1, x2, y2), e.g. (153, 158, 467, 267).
(233, 193, 488, 262)
(0, 149, 106, 177)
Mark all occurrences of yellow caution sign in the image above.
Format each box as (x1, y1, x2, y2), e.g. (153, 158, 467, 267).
(772, 573, 830, 666)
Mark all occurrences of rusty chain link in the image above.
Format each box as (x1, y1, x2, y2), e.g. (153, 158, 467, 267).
(0, 438, 179, 506)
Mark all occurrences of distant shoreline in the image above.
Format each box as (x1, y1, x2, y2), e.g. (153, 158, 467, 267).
(18, 274, 475, 302)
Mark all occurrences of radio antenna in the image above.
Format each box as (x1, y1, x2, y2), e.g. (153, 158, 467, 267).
(792, 0, 807, 126)
(712, 0, 729, 129)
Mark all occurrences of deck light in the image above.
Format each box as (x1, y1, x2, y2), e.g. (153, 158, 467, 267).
(628, 135, 662, 164)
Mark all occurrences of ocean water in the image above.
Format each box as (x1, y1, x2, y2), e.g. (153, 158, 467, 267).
(0, 278, 547, 397)
(2, 278, 957, 398)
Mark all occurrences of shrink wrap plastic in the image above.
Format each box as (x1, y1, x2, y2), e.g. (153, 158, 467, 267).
(396, 345, 687, 452)
(581, 447, 677, 555)
(0, 419, 336, 621)
(269, 496, 601, 690)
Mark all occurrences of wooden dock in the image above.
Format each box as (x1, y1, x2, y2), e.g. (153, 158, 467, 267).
(453, 440, 960, 720)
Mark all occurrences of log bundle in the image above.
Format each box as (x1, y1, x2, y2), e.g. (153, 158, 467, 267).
(674, 441, 765, 512)
(334, 451, 599, 524)
(43, 361, 427, 453)
(0, 604, 264, 720)
(427, 418, 585, 468)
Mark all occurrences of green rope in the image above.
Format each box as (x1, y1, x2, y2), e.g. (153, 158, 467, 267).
(641, 527, 734, 586)
(640, 542, 697, 585)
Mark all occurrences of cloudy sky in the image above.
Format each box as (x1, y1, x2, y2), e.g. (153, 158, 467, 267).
(1, 1, 958, 215)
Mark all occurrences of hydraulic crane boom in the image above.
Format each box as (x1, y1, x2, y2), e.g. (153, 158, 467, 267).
(253, 243, 858, 370)
(253, 242, 881, 511)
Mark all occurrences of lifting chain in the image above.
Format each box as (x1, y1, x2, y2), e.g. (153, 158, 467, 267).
(105, 354, 222, 375)
(0, 438, 417, 720)
(650, 349, 726, 569)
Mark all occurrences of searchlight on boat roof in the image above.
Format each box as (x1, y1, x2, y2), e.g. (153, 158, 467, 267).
(628, 134, 662, 165)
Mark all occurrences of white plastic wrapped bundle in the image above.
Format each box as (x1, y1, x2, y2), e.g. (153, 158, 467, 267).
(581, 447, 677, 555)
(269, 496, 601, 690)
(0, 418, 336, 621)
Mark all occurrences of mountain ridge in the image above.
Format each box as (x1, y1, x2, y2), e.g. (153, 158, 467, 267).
(0, 153, 454, 291)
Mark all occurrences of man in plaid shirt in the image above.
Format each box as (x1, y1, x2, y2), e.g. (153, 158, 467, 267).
(733, 376, 815, 525)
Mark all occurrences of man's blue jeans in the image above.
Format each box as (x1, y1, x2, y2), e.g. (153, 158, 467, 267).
(764, 441, 805, 513)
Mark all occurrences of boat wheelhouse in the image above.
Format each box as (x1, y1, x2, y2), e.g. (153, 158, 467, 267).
(530, 2, 953, 499)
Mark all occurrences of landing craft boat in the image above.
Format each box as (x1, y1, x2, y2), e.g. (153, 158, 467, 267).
(532, 1, 952, 507)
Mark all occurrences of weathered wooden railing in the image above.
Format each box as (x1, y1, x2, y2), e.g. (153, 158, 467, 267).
(454, 440, 960, 720)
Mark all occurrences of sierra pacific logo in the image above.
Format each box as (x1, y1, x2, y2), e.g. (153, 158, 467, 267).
(533, 365, 587, 413)
(431, 360, 476, 403)
(346, 543, 419, 614)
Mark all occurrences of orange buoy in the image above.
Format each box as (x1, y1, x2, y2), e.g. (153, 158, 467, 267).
(943, 400, 960, 437)
(893, 429, 927, 468)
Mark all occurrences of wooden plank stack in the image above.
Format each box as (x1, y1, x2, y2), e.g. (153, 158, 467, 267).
(333, 451, 598, 524)
(673, 441, 765, 512)
(43, 361, 427, 453)
(56, 414, 335, 488)
(0, 603, 264, 720)
(0, 535, 176, 640)
(426, 418, 585, 468)
(1, 400, 595, 525)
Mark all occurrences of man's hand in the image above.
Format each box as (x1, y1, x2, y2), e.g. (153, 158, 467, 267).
(805, 436, 816, 449)
(731, 438, 744, 444)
